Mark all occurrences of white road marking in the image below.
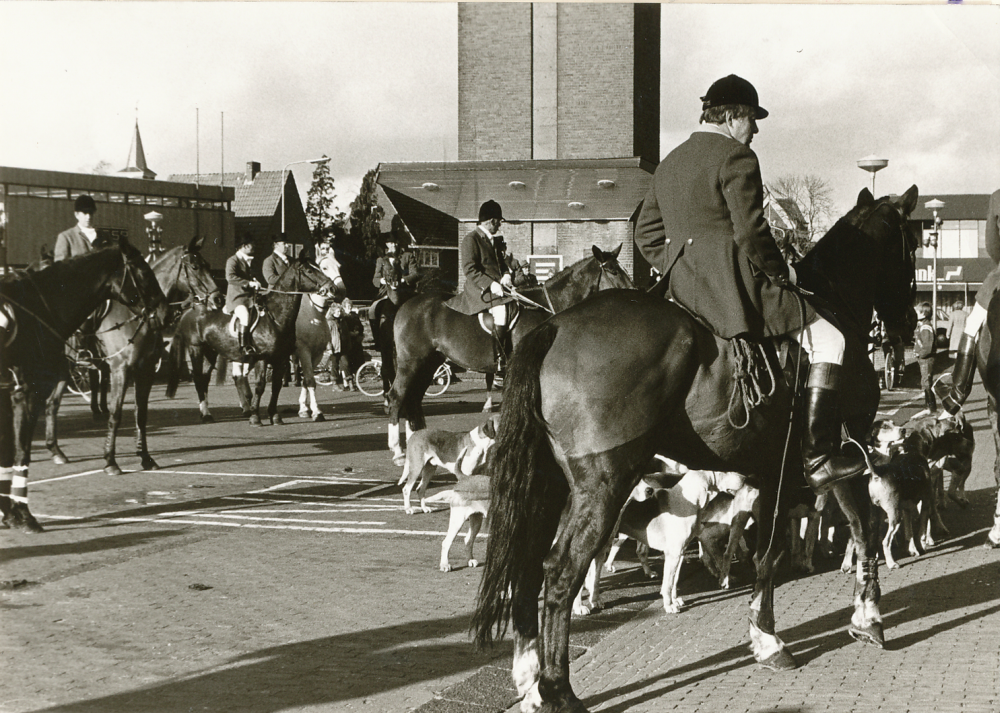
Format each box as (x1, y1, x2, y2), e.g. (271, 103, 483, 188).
(188, 513, 388, 525)
(106, 515, 484, 537)
(32, 469, 105, 485)
(876, 393, 923, 418)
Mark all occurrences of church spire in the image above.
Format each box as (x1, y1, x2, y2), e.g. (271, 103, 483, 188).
(120, 119, 157, 180)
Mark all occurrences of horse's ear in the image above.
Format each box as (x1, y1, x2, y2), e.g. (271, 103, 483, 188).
(610, 243, 622, 258)
(857, 188, 875, 206)
(591, 245, 603, 261)
(188, 234, 205, 252)
(898, 185, 919, 216)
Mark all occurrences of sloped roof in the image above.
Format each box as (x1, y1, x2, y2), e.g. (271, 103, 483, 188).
(377, 158, 656, 223)
(167, 170, 288, 219)
(909, 194, 990, 222)
(120, 121, 156, 179)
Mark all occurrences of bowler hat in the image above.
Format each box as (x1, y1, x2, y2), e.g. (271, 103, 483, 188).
(701, 75, 768, 119)
(272, 233, 288, 244)
(478, 200, 504, 223)
(237, 234, 254, 248)
(74, 194, 97, 214)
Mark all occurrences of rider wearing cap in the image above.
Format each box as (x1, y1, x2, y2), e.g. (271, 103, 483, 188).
(54, 195, 106, 261)
(261, 233, 291, 289)
(225, 235, 262, 357)
(635, 74, 866, 494)
(448, 200, 514, 372)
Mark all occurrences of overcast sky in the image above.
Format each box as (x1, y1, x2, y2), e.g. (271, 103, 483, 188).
(1, 2, 997, 218)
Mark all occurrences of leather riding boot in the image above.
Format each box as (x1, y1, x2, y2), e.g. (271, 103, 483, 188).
(240, 328, 257, 358)
(924, 388, 937, 413)
(802, 363, 869, 494)
(942, 333, 977, 414)
(493, 325, 509, 374)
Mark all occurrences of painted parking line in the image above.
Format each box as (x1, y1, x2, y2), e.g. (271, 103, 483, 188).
(105, 515, 475, 537)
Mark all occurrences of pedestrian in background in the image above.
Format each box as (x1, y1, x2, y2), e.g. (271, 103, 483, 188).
(946, 301, 968, 357)
(915, 301, 937, 416)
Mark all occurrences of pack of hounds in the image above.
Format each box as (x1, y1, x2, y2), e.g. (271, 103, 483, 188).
(398, 410, 975, 612)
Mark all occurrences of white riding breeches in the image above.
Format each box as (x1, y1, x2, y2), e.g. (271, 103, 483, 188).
(964, 303, 988, 337)
(792, 316, 845, 365)
(491, 304, 507, 327)
(233, 304, 251, 329)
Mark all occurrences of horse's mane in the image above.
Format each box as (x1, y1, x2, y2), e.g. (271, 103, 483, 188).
(1, 245, 122, 292)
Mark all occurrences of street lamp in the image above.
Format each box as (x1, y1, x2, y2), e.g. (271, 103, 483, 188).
(281, 157, 331, 234)
(857, 155, 889, 195)
(144, 211, 164, 258)
(924, 198, 945, 333)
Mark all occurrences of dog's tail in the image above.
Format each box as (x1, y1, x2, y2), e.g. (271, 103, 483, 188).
(472, 321, 567, 650)
(423, 489, 459, 506)
(396, 462, 409, 487)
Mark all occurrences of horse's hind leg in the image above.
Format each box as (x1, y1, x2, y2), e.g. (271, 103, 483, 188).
(6, 385, 45, 533)
(536, 462, 638, 712)
(832, 480, 885, 648)
(264, 360, 285, 426)
(189, 349, 214, 423)
(44, 381, 69, 464)
(748, 479, 796, 670)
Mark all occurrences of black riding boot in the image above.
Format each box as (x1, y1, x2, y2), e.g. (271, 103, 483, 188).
(493, 325, 509, 374)
(924, 388, 937, 413)
(942, 333, 977, 414)
(802, 363, 869, 494)
(239, 328, 257, 358)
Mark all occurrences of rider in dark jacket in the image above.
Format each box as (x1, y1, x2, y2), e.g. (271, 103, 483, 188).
(635, 75, 866, 494)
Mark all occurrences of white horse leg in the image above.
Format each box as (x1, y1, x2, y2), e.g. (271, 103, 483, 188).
(308, 386, 324, 421)
(388, 423, 404, 465)
(198, 399, 213, 421)
(512, 633, 542, 713)
(298, 388, 310, 419)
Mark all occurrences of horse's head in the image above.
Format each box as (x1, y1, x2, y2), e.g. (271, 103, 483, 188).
(277, 254, 339, 299)
(153, 237, 223, 309)
(845, 185, 919, 336)
(543, 244, 635, 312)
(115, 235, 168, 329)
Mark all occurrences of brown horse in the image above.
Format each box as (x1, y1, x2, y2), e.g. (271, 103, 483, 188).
(0, 236, 166, 532)
(164, 255, 336, 425)
(42, 237, 221, 474)
(386, 245, 635, 464)
(472, 187, 919, 713)
(977, 290, 1000, 543)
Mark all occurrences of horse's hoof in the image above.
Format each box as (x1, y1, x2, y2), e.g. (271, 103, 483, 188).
(249, 415, 263, 427)
(142, 459, 160, 471)
(200, 414, 215, 424)
(10, 505, 44, 534)
(272, 414, 284, 426)
(848, 622, 885, 648)
(51, 452, 68, 466)
(312, 413, 325, 422)
(758, 647, 798, 671)
(104, 464, 123, 476)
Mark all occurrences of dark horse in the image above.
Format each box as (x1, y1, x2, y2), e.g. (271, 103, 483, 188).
(472, 187, 919, 713)
(386, 245, 635, 464)
(976, 290, 1000, 543)
(164, 255, 335, 425)
(0, 236, 165, 532)
(42, 236, 221, 474)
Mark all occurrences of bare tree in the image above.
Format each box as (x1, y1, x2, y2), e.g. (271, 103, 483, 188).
(766, 174, 836, 244)
(91, 160, 113, 175)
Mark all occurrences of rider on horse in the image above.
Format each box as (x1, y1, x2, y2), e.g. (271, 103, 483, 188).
(370, 228, 419, 349)
(447, 200, 515, 372)
(942, 188, 1000, 415)
(635, 74, 867, 494)
(225, 235, 262, 358)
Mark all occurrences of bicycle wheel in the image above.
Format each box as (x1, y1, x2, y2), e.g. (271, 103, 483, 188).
(355, 360, 384, 397)
(426, 363, 451, 397)
(66, 362, 92, 403)
(884, 360, 897, 391)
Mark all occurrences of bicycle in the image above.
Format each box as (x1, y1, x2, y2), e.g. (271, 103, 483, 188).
(355, 358, 452, 398)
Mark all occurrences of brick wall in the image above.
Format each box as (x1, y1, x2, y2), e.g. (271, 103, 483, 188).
(458, 3, 533, 161)
(557, 221, 636, 279)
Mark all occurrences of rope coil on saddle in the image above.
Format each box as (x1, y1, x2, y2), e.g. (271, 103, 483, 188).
(727, 337, 778, 429)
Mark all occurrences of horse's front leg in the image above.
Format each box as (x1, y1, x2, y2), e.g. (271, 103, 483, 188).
(232, 361, 257, 425)
(133, 361, 158, 471)
(483, 373, 495, 413)
(44, 381, 69, 464)
(189, 348, 214, 423)
(5, 385, 44, 533)
(298, 352, 325, 422)
(832, 480, 885, 648)
(102, 361, 130, 476)
(263, 360, 284, 426)
(749, 480, 796, 670)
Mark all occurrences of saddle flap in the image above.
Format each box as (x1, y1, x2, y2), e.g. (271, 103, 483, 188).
(477, 305, 520, 336)
(228, 306, 260, 337)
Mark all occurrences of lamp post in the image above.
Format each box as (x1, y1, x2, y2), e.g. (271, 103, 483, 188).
(144, 211, 164, 258)
(281, 157, 331, 235)
(857, 155, 889, 195)
(924, 199, 945, 333)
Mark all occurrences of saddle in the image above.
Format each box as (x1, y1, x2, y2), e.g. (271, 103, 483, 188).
(476, 303, 521, 336)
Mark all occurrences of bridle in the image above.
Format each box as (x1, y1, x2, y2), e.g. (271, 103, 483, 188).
(170, 250, 219, 306)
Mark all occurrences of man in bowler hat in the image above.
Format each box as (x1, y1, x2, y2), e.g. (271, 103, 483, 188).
(54, 194, 105, 261)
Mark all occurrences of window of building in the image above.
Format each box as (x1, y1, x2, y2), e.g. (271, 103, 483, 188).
(127, 194, 144, 205)
(146, 196, 163, 206)
(108, 192, 125, 203)
(416, 249, 440, 268)
(28, 186, 48, 197)
(49, 188, 69, 199)
(92, 191, 109, 202)
(6, 185, 28, 196)
(163, 197, 179, 207)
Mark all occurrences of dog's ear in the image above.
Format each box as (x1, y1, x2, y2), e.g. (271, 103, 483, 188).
(482, 419, 497, 440)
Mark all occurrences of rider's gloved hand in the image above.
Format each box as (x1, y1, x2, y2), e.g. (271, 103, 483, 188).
(500, 273, 513, 289)
(489, 281, 504, 297)
(380, 278, 386, 286)
(250, 279, 261, 290)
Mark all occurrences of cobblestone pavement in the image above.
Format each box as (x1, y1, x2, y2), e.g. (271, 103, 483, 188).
(1, 373, 998, 713)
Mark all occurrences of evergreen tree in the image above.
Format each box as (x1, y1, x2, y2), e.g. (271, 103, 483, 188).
(349, 168, 385, 261)
(305, 155, 338, 245)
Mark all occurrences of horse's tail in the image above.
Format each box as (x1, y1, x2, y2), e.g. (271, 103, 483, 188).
(215, 354, 228, 386)
(472, 321, 567, 650)
(164, 331, 186, 399)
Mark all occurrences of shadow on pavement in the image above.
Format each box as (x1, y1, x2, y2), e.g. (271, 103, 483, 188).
(0, 529, 185, 564)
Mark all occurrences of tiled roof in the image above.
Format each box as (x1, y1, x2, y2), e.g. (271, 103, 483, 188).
(908, 194, 990, 222)
(167, 170, 288, 219)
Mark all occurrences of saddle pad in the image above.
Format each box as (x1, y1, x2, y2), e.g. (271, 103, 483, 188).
(477, 307, 521, 336)
(227, 307, 260, 337)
